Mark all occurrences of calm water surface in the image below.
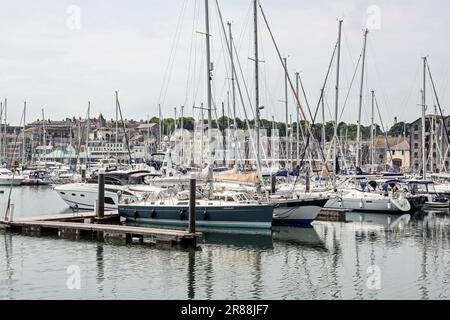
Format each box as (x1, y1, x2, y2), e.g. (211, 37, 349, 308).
(1, 186, 450, 300)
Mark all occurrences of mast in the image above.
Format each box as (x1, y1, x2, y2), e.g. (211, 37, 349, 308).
(0, 101, 3, 163)
(181, 106, 185, 167)
(253, 0, 262, 176)
(284, 57, 289, 169)
(228, 21, 238, 170)
(42, 108, 46, 162)
(371, 90, 375, 166)
(4, 99, 7, 161)
(422, 57, 427, 180)
(321, 89, 326, 149)
(115, 91, 119, 163)
(333, 20, 343, 181)
(22, 102, 27, 166)
(159, 104, 163, 150)
(356, 28, 369, 169)
(204, 0, 213, 166)
(86, 101, 91, 167)
(272, 116, 275, 168)
(295, 72, 300, 165)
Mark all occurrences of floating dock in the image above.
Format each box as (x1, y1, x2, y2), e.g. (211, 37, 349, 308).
(0, 211, 199, 247)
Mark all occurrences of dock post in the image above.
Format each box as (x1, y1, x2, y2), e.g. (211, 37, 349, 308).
(97, 169, 105, 219)
(305, 170, 311, 193)
(81, 165, 86, 182)
(271, 175, 276, 194)
(188, 174, 196, 234)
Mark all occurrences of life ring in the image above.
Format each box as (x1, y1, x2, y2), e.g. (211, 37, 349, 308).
(72, 204, 79, 213)
(203, 210, 209, 221)
(179, 209, 185, 220)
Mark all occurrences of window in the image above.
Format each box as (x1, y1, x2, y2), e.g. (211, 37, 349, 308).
(80, 194, 85, 197)
(105, 197, 115, 205)
(414, 125, 419, 131)
(60, 192, 66, 195)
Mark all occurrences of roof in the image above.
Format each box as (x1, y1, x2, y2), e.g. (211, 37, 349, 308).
(136, 123, 158, 130)
(391, 139, 410, 151)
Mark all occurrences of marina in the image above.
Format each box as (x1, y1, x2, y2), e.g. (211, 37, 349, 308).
(1, 0, 450, 303)
(1, 186, 450, 300)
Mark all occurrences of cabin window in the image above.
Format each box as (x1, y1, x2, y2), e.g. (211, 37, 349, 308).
(177, 202, 188, 205)
(60, 192, 66, 195)
(105, 197, 115, 205)
(72, 194, 76, 196)
(80, 194, 85, 197)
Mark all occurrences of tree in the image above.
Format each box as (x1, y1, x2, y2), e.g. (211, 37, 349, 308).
(388, 122, 410, 137)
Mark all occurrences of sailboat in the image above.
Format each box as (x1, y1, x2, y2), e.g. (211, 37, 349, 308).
(118, 0, 274, 230)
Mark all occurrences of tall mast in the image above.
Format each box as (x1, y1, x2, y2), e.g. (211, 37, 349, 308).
(204, 0, 213, 166)
(42, 108, 46, 161)
(356, 28, 369, 169)
(228, 22, 238, 170)
(159, 104, 163, 150)
(295, 72, 300, 165)
(0, 101, 3, 163)
(4, 99, 7, 161)
(181, 105, 184, 166)
(333, 20, 343, 180)
(86, 101, 91, 167)
(370, 90, 375, 166)
(321, 89, 326, 149)
(272, 115, 275, 168)
(284, 57, 289, 169)
(115, 91, 119, 162)
(422, 56, 427, 180)
(22, 102, 27, 166)
(254, 0, 262, 175)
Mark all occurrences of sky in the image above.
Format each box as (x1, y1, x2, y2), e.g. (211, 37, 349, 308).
(1, 0, 450, 130)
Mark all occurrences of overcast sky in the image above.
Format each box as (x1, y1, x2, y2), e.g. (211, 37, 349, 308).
(1, 0, 450, 129)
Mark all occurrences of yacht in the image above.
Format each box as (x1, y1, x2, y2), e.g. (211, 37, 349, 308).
(119, 189, 274, 230)
(54, 169, 157, 210)
(0, 168, 25, 186)
(325, 179, 411, 213)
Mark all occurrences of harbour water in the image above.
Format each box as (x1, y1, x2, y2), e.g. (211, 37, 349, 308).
(1, 186, 450, 300)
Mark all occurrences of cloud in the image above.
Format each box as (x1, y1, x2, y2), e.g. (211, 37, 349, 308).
(0, 0, 449, 130)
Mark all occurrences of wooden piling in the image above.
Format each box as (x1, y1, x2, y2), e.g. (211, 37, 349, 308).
(97, 169, 105, 219)
(271, 175, 276, 194)
(305, 170, 311, 193)
(188, 175, 196, 234)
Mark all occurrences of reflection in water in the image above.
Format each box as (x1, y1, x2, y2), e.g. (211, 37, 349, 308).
(2, 184, 450, 300)
(96, 244, 104, 295)
(272, 227, 325, 250)
(187, 249, 196, 300)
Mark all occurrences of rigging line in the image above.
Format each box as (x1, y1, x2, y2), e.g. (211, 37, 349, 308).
(215, 0, 270, 173)
(427, 61, 450, 147)
(338, 49, 363, 122)
(258, 2, 329, 173)
(3, 108, 24, 221)
(158, 0, 188, 105)
(399, 61, 421, 117)
(191, 1, 203, 107)
(184, 0, 199, 107)
(236, 1, 253, 51)
(296, 42, 338, 174)
(374, 94, 394, 167)
(367, 37, 391, 123)
(116, 94, 133, 164)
